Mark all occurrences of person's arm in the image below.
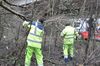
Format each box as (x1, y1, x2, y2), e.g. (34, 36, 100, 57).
(41, 28, 44, 37)
(60, 28, 66, 38)
(75, 31, 79, 36)
(74, 28, 80, 40)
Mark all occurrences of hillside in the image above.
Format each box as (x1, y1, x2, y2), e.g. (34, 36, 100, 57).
(0, 0, 100, 66)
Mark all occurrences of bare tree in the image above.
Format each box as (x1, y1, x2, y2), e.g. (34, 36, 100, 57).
(0, 0, 100, 66)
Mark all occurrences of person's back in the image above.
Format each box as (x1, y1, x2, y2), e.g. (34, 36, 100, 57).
(63, 26, 75, 44)
(27, 21, 44, 48)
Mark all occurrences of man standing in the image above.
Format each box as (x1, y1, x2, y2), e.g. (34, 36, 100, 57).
(61, 23, 78, 63)
(79, 19, 89, 40)
(23, 18, 45, 66)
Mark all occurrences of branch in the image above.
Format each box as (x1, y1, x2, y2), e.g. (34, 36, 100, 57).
(3, 0, 23, 7)
(0, 1, 29, 21)
(79, 0, 87, 16)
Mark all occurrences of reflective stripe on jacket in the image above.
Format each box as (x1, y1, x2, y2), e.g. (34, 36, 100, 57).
(61, 26, 78, 44)
(27, 21, 44, 48)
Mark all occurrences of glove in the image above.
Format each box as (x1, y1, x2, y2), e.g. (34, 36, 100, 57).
(23, 21, 29, 28)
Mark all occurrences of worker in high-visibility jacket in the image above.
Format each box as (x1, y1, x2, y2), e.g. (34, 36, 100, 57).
(23, 18, 45, 66)
(61, 23, 78, 63)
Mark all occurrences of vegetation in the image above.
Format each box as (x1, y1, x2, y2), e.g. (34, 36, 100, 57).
(0, 0, 100, 66)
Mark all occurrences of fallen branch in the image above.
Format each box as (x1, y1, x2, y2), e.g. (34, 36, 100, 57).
(0, 1, 28, 21)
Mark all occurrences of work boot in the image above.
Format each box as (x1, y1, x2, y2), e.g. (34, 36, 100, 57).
(68, 56, 73, 61)
(64, 58, 69, 63)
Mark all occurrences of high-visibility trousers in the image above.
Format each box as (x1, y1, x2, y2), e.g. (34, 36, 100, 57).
(25, 46, 43, 66)
(80, 31, 89, 40)
(63, 44, 74, 58)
